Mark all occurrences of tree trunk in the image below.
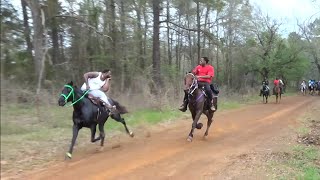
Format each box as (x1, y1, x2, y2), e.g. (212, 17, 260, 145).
(196, 0, 201, 60)
(21, 0, 33, 58)
(120, 0, 128, 92)
(48, 0, 60, 64)
(166, 0, 172, 65)
(23, 0, 45, 82)
(152, 0, 162, 93)
(109, 0, 117, 70)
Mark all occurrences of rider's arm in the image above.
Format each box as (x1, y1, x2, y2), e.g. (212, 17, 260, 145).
(101, 78, 111, 92)
(197, 66, 214, 79)
(83, 72, 99, 87)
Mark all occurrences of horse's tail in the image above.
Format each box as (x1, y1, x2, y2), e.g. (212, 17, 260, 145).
(111, 99, 128, 114)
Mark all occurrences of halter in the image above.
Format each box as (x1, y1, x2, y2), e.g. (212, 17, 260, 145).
(186, 73, 198, 95)
(60, 85, 90, 106)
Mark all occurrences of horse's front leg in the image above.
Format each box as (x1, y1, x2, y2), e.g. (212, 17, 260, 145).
(111, 114, 134, 137)
(187, 110, 202, 142)
(90, 125, 100, 143)
(66, 124, 79, 159)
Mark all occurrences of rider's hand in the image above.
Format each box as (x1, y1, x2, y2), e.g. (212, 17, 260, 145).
(86, 85, 90, 90)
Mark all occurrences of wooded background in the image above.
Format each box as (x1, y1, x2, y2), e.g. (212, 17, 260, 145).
(1, 0, 319, 106)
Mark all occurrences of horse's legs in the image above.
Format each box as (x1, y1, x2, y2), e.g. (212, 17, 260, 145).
(266, 95, 268, 103)
(204, 112, 214, 136)
(187, 111, 202, 142)
(66, 125, 79, 159)
(111, 114, 134, 137)
(98, 122, 106, 147)
(90, 125, 101, 143)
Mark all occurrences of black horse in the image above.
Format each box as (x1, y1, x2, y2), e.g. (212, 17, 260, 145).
(261, 84, 269, 104)
(183, 73, 216, 142)
(58, 81, 134, 159)
(308, 82, 315, 95)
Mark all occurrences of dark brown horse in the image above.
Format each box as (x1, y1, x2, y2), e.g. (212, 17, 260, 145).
(183, 73, 216, 142)
(274, 85, 281, 103)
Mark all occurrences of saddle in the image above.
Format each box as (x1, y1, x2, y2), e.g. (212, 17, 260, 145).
(87, 94, 104, 106)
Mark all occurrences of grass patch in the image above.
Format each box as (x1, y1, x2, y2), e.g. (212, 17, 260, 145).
(268, 100, 320, 180)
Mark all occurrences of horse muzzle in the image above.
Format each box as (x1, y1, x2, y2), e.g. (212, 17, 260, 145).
(58, 97, 66, 106)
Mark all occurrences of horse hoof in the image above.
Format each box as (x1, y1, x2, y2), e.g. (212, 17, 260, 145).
(129, 131, 134, 137)
(187, 136, 193, 142)
(65, 152, 72, 159)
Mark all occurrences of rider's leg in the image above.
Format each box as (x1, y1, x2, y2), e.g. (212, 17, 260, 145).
(90, 90, 116, 112)
(178, 90, 188, 112)
(203, 83, 215, 111)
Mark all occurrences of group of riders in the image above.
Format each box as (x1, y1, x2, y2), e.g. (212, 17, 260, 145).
(259, 77, 285, 97)
(300, 79, 320, 95)
(81, 57, 319, 114)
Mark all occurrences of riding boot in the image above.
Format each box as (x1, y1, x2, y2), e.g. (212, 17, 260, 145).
(209, 99, 216, 112)
(178, 100, 188, 112)
(178, 90, 188, 112)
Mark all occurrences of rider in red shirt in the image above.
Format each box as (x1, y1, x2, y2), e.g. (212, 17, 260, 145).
(274, 78, 280, 86)
(179, 57, 215, 112)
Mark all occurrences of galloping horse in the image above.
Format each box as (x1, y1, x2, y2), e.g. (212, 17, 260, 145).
(58, 81, 134, 159)
(183, 73, 216, 142)
(274, 85, 281, 103)
(308, 83, 315, 95)
(301, 85, 307, 96)
(261, 83, 269, 104)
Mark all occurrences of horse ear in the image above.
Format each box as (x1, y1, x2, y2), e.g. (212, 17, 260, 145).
(69, 81, 73, 86)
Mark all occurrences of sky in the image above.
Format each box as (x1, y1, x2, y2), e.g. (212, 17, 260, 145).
(250, 0, 320, 36)
(10, 0, 320, 37)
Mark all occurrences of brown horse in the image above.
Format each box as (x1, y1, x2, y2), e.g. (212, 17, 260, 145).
(183, 73, 216, 142)
(274, 85, 281, 103)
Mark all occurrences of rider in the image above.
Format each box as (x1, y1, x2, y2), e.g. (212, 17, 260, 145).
(178, 57, 215, 112)
(279, 77, 285, 94)
(273, 77, 280, 95)
(301, 80, 306, 92)
(259, 77, 270, 96)
(80, 69, 116, 112)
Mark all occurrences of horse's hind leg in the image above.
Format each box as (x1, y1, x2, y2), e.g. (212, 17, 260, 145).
(66, 125, 79, 159)
(98, 122, 106, 147)
(111, 114, 134, 137)
(90, 125, 101, 143)
(204, 112, 214, 137)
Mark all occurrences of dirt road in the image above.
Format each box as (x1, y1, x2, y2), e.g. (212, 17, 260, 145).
(8, 96, 319, 180)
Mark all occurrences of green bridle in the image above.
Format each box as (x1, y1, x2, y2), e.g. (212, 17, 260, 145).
(60, 85, 90, 106)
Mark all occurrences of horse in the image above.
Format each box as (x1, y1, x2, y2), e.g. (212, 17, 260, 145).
(58, 81, 134, 159)
(274, 85, 281, 103)
(261, 84, 269, 104)
(300, 84, 307, 96)
(308, 83, 315, 95)
(183, 73, 216, 142)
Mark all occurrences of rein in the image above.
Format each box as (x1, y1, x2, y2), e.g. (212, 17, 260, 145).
(60, 85, 90, 107)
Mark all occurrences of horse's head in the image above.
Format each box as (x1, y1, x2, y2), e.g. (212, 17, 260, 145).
(184, 73, 198, 94)
(58, 81, 75, 106)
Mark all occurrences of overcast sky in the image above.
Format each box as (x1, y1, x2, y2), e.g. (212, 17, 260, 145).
(250, 0, 320, 36)
(10, 0, 320, 37)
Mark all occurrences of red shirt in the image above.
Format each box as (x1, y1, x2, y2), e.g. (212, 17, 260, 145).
(274, 79, 279, 86)
(192, 65, 214, 83)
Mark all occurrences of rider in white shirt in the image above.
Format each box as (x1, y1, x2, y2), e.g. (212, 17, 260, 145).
(81, 69, 116, 111)
(301, 80, 306, 92)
